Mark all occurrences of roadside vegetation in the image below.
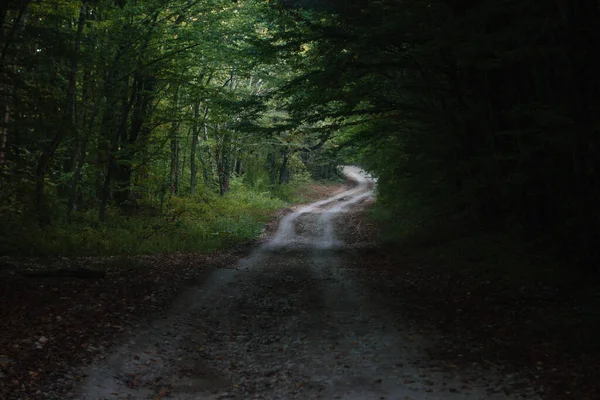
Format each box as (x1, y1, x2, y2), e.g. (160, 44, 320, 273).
(0, 0, 343, 257)
(1, 176, 346, 257)
(2, 180, 281, 256)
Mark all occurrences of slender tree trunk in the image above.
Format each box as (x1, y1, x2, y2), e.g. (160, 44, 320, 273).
(170, 122, 181, 195)
(201, 115, 213, 185)
(216, 124, 231, 195)
(190, 103, 200, 195)
(97, 102, 114, 220)
(99, 156, 114, 222)
(34, 128, 63, 218)
(168, 86, 181, 195)
(0, 104, 8, 164)
(279, 151, 290, 184)
(67, 100, 100, 221)
(100, 93, 129, 220)
(98, 75, 125, 221)
(99, 125, 120, 222)
(267, 151, 277, 184)
(66, 3, 86, 124)
(66, 139, 88, 220)
(112, 88, 136, 206)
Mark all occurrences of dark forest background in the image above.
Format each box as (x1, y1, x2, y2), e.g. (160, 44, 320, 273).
(278, 0, 600, 272)
(2, 0, 600, 271)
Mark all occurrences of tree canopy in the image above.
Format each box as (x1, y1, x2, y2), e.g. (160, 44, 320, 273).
(2, 0, 600, 267)
(266, 0, 600, 270)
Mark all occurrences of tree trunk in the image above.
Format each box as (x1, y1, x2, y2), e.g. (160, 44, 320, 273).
(170, 122, 180, 195)
(201, 115, 213, 185)
(267, 151, 278, 184)
(66, 139, 88, 220)
(67, 99, 100, 221)
(216, 124, 231, 196)
(279, 152, 290, 184)
(112, 90, 135, 206)
(190, 103, 201, 195)
(0, 104, 8, 164)
(34, 129, 61, 217)
(66, 3, 86, 124)
(99, 135, 118, 222)
(98, 69, 125, 221)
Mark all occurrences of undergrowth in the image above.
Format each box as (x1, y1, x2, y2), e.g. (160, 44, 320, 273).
(0, 178, 309, 257)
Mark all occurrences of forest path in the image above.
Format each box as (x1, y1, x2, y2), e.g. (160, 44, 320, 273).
(76, 167, 533, 400)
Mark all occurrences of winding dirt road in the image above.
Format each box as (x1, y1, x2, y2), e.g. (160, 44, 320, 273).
(76, 166, 533, 400)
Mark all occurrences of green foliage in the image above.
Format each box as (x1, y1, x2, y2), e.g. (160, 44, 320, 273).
(10, 0, 597, 272)
(0, 180, 284, 256)
(266, 0, 600, 270)
(0, 0, 342, 256)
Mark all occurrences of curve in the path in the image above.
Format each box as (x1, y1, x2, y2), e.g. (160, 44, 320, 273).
(75, 166, 535, 400)
(268, 165, 373, 249)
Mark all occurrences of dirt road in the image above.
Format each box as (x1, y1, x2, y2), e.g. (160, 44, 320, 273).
(76, 166, 534, 400)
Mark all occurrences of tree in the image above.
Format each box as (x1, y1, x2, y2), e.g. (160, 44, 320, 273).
(266, 0, 600, 269)
(0, 0, 331, 250)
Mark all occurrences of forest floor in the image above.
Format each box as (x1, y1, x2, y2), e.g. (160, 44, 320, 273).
(1, 170, 599, 400)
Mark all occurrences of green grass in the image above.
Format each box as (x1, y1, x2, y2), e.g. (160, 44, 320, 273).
(0, 180, 288, 257)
